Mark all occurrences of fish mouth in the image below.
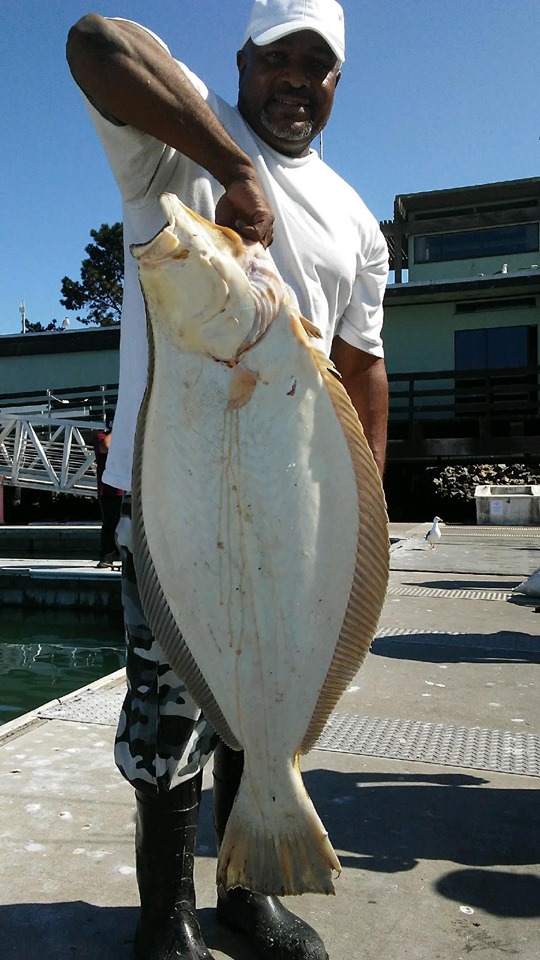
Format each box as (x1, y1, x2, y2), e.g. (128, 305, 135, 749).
(163, 195, 249, 262)
(131, 193, 284, 360)
(131, 195, 248, 266)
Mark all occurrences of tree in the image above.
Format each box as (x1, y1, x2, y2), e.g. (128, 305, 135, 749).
(60, 222, 124, 326)
(26, 319, 60, 333)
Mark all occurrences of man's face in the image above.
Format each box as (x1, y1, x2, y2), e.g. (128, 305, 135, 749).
(237, 31, 341, 158)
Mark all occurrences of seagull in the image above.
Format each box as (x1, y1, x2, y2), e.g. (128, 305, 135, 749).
(425, 516, 443, 549)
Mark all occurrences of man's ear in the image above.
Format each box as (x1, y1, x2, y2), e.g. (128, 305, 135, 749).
(237, 48, 246, 79)
(334, 70, 341, 89)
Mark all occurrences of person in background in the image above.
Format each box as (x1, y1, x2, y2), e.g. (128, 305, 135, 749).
(67, 2, 389, 958)
(93, 420, 123, 568)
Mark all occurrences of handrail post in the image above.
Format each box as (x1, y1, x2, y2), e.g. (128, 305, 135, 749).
(408, 376, 415, 440)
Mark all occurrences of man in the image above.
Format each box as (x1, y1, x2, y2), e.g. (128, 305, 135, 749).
(93, 420, 123, 567)
(66, 3, 388, 959)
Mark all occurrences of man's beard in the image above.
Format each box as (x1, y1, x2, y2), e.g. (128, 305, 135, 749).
(260, 108, 313, 142)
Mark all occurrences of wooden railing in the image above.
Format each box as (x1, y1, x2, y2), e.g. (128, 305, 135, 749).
(1, 373, 538, 470)
(388, 365, 540, 462)
(0, 383, 119, 425)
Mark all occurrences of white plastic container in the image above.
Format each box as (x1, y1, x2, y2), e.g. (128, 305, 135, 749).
(474, 485, 540, 526)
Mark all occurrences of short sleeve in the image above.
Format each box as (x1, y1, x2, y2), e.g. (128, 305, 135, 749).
(336, 227, 388, 357)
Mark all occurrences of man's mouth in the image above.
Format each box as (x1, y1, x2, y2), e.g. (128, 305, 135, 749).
(275, 95, 309, 107)
(258, 90, 315, 142)
(268, 92, 312, 118)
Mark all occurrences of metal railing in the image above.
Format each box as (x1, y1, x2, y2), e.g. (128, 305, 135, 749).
(0, 385, 118, 496)
(0, 418, 101, 496)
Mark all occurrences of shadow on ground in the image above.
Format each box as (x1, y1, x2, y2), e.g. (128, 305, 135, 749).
(0, 902, 136, 960)
(403, 578, 519, 591)
(298, 767, 540, 901)
(372, 631, 540, 664)
(197, 768, 540, 919)
(0, 900, 258, 960)
(2, 764, 538, 958)
(436, 867, 540, 917)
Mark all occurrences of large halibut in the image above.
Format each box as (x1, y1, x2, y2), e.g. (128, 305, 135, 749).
(131, 193, 389, 896)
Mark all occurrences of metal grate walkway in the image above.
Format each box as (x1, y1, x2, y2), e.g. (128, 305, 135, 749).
(315, 713, 540, 777)
(37, 689, 540, 777)
(387, 585, 512, 602)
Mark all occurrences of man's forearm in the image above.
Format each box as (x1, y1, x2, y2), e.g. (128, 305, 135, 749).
(341, 364, 388, 476)
(331, 338, 388, 476)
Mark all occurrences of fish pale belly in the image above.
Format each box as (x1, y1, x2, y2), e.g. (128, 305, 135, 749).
(137, 311, 360, 756)
(133, 308, 383, 894)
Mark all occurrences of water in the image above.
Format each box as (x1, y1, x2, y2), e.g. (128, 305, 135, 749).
(0, 609, 126, 725)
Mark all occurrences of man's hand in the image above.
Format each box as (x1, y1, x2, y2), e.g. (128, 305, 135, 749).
(216, 175, 274, 247)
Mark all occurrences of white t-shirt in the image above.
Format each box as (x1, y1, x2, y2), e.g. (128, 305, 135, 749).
(83, 25, 388, 491)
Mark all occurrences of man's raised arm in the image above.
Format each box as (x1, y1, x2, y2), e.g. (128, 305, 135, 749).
(66, 15, 274, 245)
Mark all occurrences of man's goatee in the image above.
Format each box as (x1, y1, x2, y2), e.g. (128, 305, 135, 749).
(260, 110, 313, 142)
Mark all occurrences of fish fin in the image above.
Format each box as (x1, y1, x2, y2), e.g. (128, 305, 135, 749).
(299, 315, 323, 339)
(226, 363, 259, 410)
(217, 759, 340, 896)
(282, 285, 322, 341)
(300, 351, 389, 754)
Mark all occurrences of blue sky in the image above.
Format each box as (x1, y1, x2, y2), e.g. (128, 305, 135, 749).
(1, 0, 538, 336)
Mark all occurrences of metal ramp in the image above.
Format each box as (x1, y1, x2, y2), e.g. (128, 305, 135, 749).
(0, 385, 117, 496)
(0, 416, 100, 495)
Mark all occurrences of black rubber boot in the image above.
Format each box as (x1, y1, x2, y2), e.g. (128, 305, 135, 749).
(213, 742, 329, 960)
(134, 773, 215, 960)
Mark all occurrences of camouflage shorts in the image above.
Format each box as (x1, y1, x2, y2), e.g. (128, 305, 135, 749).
(114, 504, 218, 794)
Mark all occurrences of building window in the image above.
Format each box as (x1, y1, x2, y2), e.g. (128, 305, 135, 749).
(454, 324, 538, 413)
(455, 325, 537, 370)
(415, 223, 539, 263)
(413, 199, 539, 221)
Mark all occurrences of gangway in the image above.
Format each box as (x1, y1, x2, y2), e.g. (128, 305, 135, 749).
(0, 415, 101, 496)
(0, 384, 118, 503)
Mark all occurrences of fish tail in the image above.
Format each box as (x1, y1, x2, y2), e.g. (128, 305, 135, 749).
(216, 758, 340, 896)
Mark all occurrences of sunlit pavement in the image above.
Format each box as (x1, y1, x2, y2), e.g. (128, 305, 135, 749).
(0, 522, 539, 959)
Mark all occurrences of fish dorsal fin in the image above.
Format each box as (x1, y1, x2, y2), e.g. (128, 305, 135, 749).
(299, 348, 389, 754)
(282, 289, 323, 344)
(299, 316, 323, 340)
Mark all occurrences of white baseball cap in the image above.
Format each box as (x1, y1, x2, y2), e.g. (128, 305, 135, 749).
(243, 0, 345, 64)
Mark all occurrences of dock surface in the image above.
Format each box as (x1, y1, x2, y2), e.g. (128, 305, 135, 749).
(0, 523, 121, 610)
(1, 522, 539, 959)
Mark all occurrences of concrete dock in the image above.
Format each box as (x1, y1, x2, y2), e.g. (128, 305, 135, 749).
(1, 522, 539, 959)
(0, 524, 121, 610)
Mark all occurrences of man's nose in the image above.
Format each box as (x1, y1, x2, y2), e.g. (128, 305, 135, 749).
(280, 61, 310, 88)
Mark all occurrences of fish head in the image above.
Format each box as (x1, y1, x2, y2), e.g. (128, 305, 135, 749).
(131, 193, 284, 361)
